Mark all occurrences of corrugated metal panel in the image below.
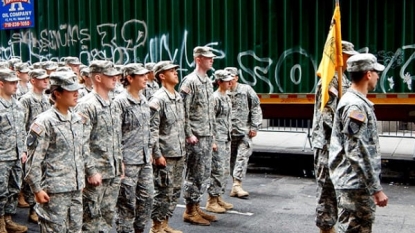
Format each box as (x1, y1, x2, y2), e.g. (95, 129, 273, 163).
(0, 0, 414, 94)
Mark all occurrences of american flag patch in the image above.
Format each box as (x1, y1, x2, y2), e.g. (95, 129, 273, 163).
(30, 123, 44, 136)
(349, 110, 366, 123)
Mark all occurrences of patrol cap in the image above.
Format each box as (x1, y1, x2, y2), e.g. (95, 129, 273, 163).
(145, 62, 156, 71)
(342, 41, 359, 55)
(123, 64, 150, 77)
(32, 62, 43, 69)
(56, 66, 73, 72)
(153, 61, 179, 76)
(0, 69, 19, 82)
(0, 61, 8, 69)
(48, 71, 82, 91)
(347, 53, 385, 72)
(42, 61, 58, 70)
(80, 67, 90, 76)
(114, 64, 124, 73)
(14, 62, 30, 73)
(224, 67, 239, 76)
(193, 46, 216, 58)
(214, 70, 234, 81)
(64, 56, 81, 65)
(89, 60, 120, 76)
(8, 57, 21, 68)
(29, 69, 49, 80)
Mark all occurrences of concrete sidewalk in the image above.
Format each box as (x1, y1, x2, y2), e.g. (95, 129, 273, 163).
(253, 131, 415, 160)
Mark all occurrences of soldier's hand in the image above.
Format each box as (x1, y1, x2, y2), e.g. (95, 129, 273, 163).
(21, 152, 28, 163)
(121, 162, 125, 179)
(373, 191, 388, 207)
(186, 136, 198, 145)
(212, 143, 218, 152)
(88, 173, 102, 186)
(155, 156, 166, 168)
(35, 190, 50, 204)
(248, 130, 257, 138)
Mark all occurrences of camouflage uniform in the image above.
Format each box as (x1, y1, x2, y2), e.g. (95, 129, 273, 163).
(311, 73, 350, 230)
(114, 91, 154, 233)
(25, 107, 86, 232)
(75, 91, 123, 233)
(227, 83, 262, 181)
(78, 86, 92, 99)
(149, 87, 186, 221)
(180, 72, 216, 204)
(15, 82, 31, 100)
(0, 97, 25, 217)
(329, 89, 382, 233)
(143, 81, 159, 101)
(19, 91, 51, 134)
(208, 91, 232, 196)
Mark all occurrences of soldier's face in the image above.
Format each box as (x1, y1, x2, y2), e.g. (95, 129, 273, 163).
(0, 80, 18, 96)
(198, 56, 214, 70)
(368, 70, 380, 91)
(131, 74, 148, 91)
(162, 68, 179, 85)
(57, 89, 79, 107)
(17, 72, 30, 82)
(101, 74, 117, 91)
(32, 78, 50, 91)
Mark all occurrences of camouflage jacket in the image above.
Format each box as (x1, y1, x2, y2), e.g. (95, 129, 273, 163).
(149, 87, 185, 159)
(311, 73, 351, 149)
(213, 91, 232, 142)
(15, 82, 31, 100)
(329, 89, 382, 195)
(114, 91, 151, 165)
(0, 97, 26, 161)
(227, 83, 262, 137)
(25, 107, 86, 194)
(19, 91, 51, 133)
(180, 72, 216, 138)
(143, 81, 160, 101)
(75, 91, 123, 179)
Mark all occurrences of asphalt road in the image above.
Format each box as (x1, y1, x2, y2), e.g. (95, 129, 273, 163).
(14, 173, 415, 233)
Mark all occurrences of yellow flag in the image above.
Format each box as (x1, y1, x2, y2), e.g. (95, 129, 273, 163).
(316, 4, 343, 111)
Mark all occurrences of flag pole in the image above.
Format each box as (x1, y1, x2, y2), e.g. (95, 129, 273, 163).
(336, 0, 343, 98)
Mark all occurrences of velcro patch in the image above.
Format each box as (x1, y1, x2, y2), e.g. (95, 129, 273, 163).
(180, 86, 190, 94)
(30, 123, 44, 136)
(329, 86, 338, 97)
(349, 110, 366, 123)
(77, 112, 89, 124)
(149, 101, 160, 111)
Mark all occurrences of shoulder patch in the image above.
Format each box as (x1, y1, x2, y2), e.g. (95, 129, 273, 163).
(30, 122, 44, 136)
(349, 110, 366, 123)
(329, 86, 338, 97)
(149, 100, 161, 111)
(180, 86, 190, 94)
(77, 112, 89, 124)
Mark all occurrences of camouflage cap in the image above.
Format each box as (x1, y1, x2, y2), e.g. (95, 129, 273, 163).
(0, 61, 8, 69)
(123, 63, 150, 77)
(89, 60, 120, 76)
(342, 41, 359, 55)
(214, 70, 234, 81)
(145, 62, 156, 71)
(32, 62, 43, 69)
(114, 64, 124, 72)
(80, 67, 90, 76)
(347, 53, 385, 72)
(56, 67, 73, 72)
(153, 61, 179, 76)
(29, 69, 49, 80)
(8, 57, 22, 68)
(48, 71, 82, 91)
(64, 56, 81, 65)
(193, 46, 216, 58)
(14, 62, 31, 73)
(0, 69, 19, 82)
(224, 67, 239, 76)
(42, 61, 58, 70)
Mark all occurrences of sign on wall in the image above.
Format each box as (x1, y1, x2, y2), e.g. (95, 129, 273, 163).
(0, 0, 34, 30)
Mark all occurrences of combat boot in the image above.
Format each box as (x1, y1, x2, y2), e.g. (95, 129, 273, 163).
(162, 217, 183, 233)
(230, 179, 249, 198)
(150, 219, 166, 233)
(217, 195, 234, 210)
(17, 192, 29, 208)
(320, 228, 336, 233)
(28, 207, 38, 223)
(206, 195, 226, 213)
(195, 203, 217, 222)
(4, 215, 28, 233)
(182, 203, 210, 226)
(0, 216, 6, 233)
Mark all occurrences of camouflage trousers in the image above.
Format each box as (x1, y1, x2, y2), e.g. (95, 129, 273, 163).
(0, 160, 22, 216)
(152, 157, 185, 221)
(314, 148, 337, 230)
(336, 189, 376, 233)
(230, 135, 252, 181)
(22, 162, 36, 206)
(208, 140, 231, 196)
(82, 177, 121, 233)
(183, 136, 213, 204)
(36, 190, 82, 232)
(116, 163, 154, 233)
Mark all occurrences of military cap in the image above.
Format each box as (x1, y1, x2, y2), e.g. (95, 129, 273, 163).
(114, 64, 124, 73)
(56, 67, 73, 72)
(214, 70, 234, 81)
(193, 46, 216, 58)
(42, 61, 58, 70)
(0, 61, 8, 69)
(8, 57, 22, 68)
(145, 62, 156, 71)
(153, 61, 179, 76)
(342, 41, 359, 55)
(29, 69, 49, 80)
(48, 71, 82, 91)
(14, 62, 30, 73)
(64, 56, 81, 65)
(57, 61, 66, 67)
(32, 62, 43, 69)
(0, 69, 19, 82)
(89, 60, 120, 76)
(347, 53, 385, 72)
(123, 64, 150, 77)
(224, 67, 239, 76)
(80, 67, 90, 76)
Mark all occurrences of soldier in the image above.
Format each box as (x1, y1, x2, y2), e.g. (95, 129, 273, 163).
(206, 70, 235, 213)
(180, 46, 217, 226)
(24, 71, 85, 232)
(75, 60, 122, 233)
(224, 67, 262, 198)
(64, 56, 82, 76)
(114, 64, 154, 233)
(311, 41, 358, 233)
(78, 67, 93, 99)
(19, 69, 51, 223)
(149, 61, 185, 233)
(8, 57, 22, 71)
(329, 53, 388, 233)
(143, 62, 159, 100)
(0, 69, 28, 233)
(41, 61, 58, 75)
(14, 62, 31, 100)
